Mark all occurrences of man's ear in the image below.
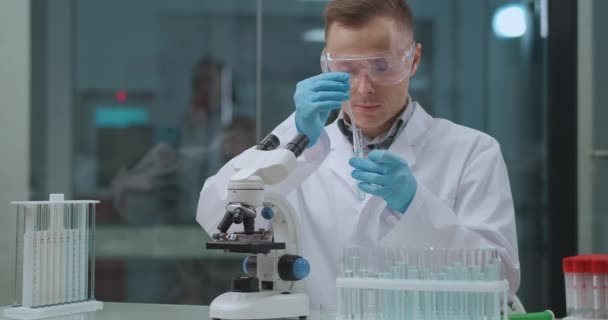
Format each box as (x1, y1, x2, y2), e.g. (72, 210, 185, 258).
(409, 43, 422, 78)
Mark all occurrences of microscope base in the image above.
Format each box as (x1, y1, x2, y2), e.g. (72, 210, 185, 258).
(209, 291, 309, 319)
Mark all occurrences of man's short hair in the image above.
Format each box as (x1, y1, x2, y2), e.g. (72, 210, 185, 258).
(324, 0, 414, 35)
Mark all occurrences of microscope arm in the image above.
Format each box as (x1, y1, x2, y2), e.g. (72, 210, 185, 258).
(263, 192, 301, 257)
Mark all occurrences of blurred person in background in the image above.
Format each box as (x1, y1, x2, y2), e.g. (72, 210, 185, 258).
(110, 55, 256, 305)
(182, 57, 224, 148)
(112, 56, 254, 224)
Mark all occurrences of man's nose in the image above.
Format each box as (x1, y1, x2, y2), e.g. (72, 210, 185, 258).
(352, 71, 376, 95)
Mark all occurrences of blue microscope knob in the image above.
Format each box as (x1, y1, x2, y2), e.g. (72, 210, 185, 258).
(261, 207, 275, 220)
(278, 254, 310, 281)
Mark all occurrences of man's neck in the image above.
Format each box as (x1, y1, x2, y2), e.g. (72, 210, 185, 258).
(357, 104, 407, 139)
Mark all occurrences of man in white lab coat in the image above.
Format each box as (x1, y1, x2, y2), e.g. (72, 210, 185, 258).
(197, 0, 520, 310)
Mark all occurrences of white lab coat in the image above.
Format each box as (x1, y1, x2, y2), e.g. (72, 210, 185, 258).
(196, 103, 520, 310)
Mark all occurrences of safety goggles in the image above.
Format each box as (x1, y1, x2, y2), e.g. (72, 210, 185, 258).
(320, 42, 416, 86)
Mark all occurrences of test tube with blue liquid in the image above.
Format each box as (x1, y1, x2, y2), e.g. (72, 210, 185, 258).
(345, 100, 366, 201)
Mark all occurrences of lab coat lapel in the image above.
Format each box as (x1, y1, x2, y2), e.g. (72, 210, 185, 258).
(324, 124, 364, 201)
(385, 102, 434, 169)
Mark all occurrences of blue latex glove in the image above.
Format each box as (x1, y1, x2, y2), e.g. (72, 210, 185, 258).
(294, 72, 350, 146)
(349, 150, 417, 214)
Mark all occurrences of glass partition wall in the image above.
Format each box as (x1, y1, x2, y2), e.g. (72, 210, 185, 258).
(29, 0, 561, 312)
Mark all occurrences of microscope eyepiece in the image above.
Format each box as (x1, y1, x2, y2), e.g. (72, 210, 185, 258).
(256, 133, 280, 151)
(286, 134, 310, 158)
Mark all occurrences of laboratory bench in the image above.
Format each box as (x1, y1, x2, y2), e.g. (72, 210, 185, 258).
(0, 303, 209, 320)
(1, 303, 568, 320)
(0, 303, 332, 320)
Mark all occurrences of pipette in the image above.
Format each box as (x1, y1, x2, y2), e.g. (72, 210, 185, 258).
(345, 100, 366, 201)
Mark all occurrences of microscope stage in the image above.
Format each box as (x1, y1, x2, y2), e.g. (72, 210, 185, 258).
(206, 241, 286, 254)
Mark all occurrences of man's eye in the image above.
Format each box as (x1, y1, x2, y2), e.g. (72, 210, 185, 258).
(371, 59, 389, 72)
(333, 62, 356, 73)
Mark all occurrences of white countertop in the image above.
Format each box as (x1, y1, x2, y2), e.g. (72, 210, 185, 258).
(1, 302, 328, 320)
(1, 302, 566, 320)
(1, 303, 210, 320)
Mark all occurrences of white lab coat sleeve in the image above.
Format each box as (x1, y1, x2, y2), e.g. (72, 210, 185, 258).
(378, 141, 520, 295)
(196, 112, 331, 237)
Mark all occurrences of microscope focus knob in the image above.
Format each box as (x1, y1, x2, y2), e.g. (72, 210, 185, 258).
(278, 255, 310, 281)
(261, 207, 275, 220)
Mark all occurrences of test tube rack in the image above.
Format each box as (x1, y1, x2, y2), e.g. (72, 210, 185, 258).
(4, 194, 103, 320)
(336, 247, 509, 320)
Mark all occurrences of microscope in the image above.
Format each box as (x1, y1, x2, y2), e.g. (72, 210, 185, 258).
(206, 133, 312, 320)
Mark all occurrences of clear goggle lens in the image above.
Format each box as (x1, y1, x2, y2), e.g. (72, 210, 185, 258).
(320, 43, 416, 86)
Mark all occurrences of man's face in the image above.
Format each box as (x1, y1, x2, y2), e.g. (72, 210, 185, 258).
(326, 16, 422, 138)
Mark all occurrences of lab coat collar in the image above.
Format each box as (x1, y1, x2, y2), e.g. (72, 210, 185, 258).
(325, 125, 357, 195)
(387, 101, 435, 169)
(324, 102, 433, 197)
